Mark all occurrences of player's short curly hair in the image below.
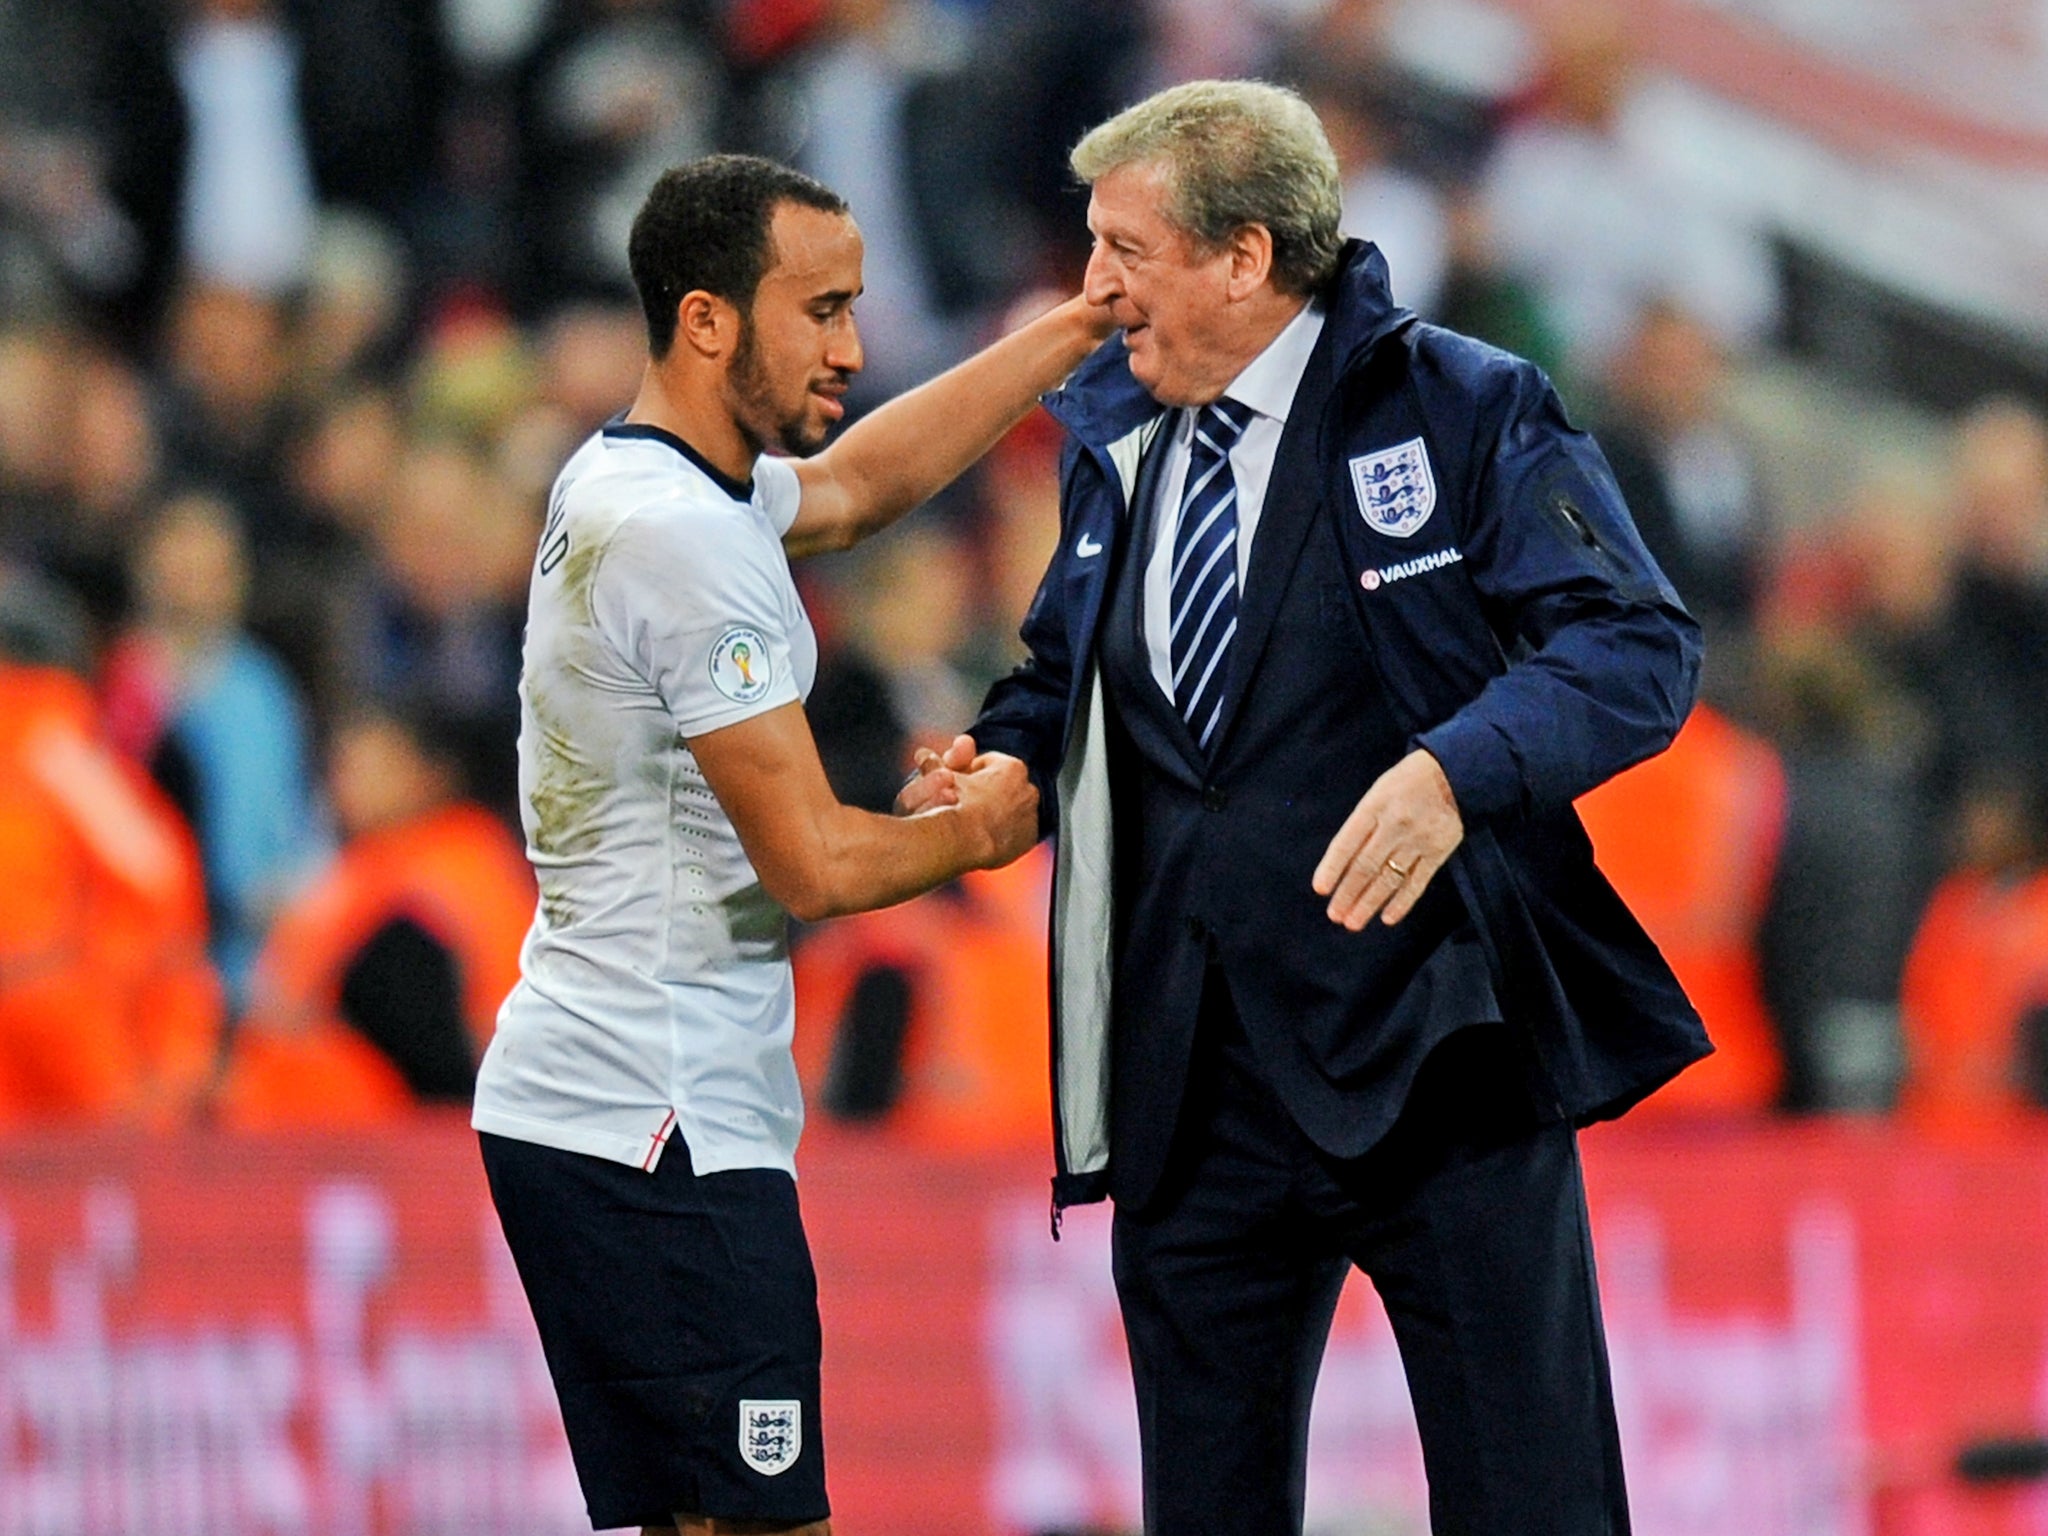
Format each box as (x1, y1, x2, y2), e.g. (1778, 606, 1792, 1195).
(628, 155, 848, 359)
(1071, 80, 1343, 298)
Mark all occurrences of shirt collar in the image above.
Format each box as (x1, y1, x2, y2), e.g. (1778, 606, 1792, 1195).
(602, 414, 756, 502)
(1216, 300, 1326, 426)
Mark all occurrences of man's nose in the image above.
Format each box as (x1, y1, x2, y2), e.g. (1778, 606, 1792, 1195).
(1082, 246, 1119, 309)
(830, 317, 864, 375)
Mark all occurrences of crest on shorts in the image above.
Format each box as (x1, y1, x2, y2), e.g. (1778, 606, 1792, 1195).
(709, 626, 773, 704)
(739, 1399, 801, 1476)
(1349, 438, 1436, 539)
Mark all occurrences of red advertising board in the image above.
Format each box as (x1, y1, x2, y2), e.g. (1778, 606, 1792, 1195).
(2, 1118, 2047, 1536)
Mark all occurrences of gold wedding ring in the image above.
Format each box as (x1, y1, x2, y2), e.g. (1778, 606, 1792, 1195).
(1384, 857, 1411, 879)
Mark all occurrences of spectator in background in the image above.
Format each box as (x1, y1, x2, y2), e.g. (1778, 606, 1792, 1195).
(1300, 67, 1447, 317)
(173, 0, 319, 294)
(1594, 302, 1773, 639)
(977, 405, 1067, 673)
(342, 438, 532, 820)
(1477, 0, 1776, 388)
(0, 637, 222, 1129)
(1839, 471, 1972, 907)
(0, 0, 185, 345)
(1429, 186, 1568, 384)
(100, 493, 329, 1008)
(405, 293, 542, 444)
(794, 842, 1055, 1151)
(493, 301, 647, 502)
(289, 0, 449, 241)
(287, 382, 407, 559)
(0, 326, 79, 578)
(281, 381, 410, 717)
(1899, 779, 2048, 1134)
(1941, 398, 2048, 796)
(837, 522, 984, 748)
(512, 0, 727, 307)
(0, 324, 154, 639)
(294, 210, 415, 397)
(790, 0, 999, 401)
(52, 342, 163, 631)
(963, 0, 1153, 280)
(1882, 405, 2048, 1130)
(1752, 631, 1915, 1112)
(176, 0, 446, 295)
(217, 699, 534, 1126)
(1576, 702, 1789, 1116)
(1892, 774, 2048, 1138)
(155, 281, 304, 558)
(537, 302, 649, 435)
(802, 622, 917, 820)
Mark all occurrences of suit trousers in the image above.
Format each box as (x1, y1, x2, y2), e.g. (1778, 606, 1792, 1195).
(1110, 978, 1630, 1536)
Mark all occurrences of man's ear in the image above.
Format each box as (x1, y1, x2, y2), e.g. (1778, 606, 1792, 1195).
(1224, 224, 1276, 301)
(675, 290, 740, 361)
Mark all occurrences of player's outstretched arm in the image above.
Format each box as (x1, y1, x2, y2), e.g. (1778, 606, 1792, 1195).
(782, 294, 1111, 557)
(689, 700, 1037, 921)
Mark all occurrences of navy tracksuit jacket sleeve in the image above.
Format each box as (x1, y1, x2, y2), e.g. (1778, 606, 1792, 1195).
(1415, 358, 1702, 823)
(971, 441, 1088, 839)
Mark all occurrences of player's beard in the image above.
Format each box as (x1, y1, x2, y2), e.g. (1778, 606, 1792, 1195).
(727, 317, 827, 458)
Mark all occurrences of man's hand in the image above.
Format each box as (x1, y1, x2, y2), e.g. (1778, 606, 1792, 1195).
(951, 752, 1039, 868)
(895, 733, 976, 815)
(1312, 749, 1464, 930)
(1008, 287, 1119, 347)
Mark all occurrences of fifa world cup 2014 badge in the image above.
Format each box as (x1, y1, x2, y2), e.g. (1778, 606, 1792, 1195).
(710, 626, 774, 704)
(740, 1400, 801, 1476)
(1349, 437, 1437, 538)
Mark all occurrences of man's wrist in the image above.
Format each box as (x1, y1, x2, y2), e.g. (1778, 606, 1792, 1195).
(1052, 295, 1112, 360)
(1412, 722, 1510, 824)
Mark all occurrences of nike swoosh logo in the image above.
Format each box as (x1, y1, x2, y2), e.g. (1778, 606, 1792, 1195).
(1076, 533, 1104, 558)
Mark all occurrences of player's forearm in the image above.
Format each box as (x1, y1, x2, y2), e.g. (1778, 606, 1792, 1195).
(826, 298, 1102, 539)
(774, 802, 994, 922)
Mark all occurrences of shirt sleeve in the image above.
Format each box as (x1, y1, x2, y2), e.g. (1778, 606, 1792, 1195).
(590, 499, 804, 738)
(754, 454, 802, 536)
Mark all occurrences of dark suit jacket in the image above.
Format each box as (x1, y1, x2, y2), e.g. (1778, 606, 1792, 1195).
(973, 242, 1712, 1212)
(1086, 315, 1508, 1208)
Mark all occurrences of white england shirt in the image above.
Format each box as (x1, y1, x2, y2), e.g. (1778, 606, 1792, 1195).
(473, 422, 817, 1174)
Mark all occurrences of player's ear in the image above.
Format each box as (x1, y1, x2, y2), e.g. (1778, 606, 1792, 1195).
(675, 290, 739, 361)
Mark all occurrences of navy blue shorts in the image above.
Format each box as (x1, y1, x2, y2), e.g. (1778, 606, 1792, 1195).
(478, 1131, 829, 1530)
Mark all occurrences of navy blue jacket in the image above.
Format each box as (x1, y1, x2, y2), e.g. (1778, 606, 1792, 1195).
(973, 242, 1711, 1209)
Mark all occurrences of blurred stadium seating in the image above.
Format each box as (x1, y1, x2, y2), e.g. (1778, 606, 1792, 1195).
(6, 1, 2048, 1530)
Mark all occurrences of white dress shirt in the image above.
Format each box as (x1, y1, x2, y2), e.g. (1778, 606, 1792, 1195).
(1143, 301, 1327, 697)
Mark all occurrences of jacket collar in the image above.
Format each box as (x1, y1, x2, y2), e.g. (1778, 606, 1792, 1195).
(1041, 239, 1410, 450)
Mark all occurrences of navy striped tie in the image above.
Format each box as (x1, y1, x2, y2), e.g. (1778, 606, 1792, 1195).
(1170, 397, 1253, 751)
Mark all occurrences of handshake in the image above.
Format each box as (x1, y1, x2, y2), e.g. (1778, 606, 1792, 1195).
(895, 734, 1040, 871)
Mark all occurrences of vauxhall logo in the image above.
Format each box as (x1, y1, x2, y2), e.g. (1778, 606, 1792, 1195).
(1359, 546, 1465, 591)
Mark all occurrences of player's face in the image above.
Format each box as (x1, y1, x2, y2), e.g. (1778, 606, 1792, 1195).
(727, 202, 864, 457)
(1082, 160, 1241, 408)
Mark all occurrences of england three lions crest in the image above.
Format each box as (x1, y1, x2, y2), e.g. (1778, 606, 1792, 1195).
(1349, 438, 1437, 539)
(740, 1400, 801, 1476)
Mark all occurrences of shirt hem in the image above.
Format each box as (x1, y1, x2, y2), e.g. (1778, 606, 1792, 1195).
(471, 1104, 676, 1171)
(471, 1102, 802, 1179)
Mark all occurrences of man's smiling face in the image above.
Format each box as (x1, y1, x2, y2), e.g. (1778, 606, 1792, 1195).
(725, 201, 865, 456)
(1082, 160, 1243, 409)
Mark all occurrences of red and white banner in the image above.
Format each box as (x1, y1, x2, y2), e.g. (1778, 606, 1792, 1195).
(2, 1119, 2048, 1535)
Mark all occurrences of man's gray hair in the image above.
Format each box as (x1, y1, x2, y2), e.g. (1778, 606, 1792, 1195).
(1071, 79, 1344, 297)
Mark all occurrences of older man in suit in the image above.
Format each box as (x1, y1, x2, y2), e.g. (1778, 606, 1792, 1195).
(908, 80, 1708, 1535)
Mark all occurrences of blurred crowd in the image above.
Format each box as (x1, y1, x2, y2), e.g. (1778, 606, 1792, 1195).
(3, 0, 2048, 1144)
